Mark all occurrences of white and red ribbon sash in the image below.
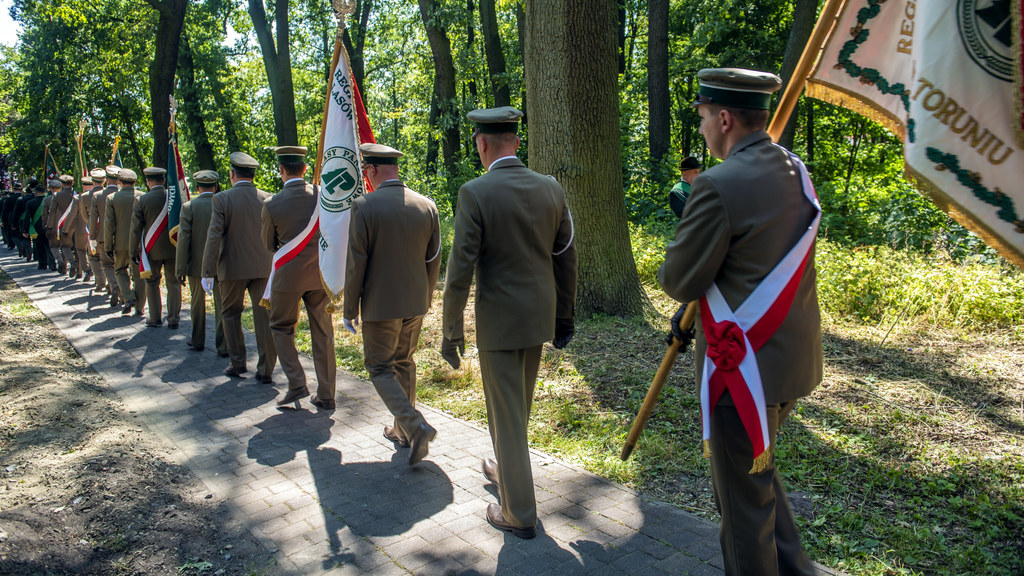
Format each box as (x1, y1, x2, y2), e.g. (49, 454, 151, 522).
(699, 147, 821, 469)
(57, 193, 78, 238)
(259, 199, 320, 309)
(140, 199, 168, 279)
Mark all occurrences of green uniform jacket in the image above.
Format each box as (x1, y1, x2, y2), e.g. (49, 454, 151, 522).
(129, 185, 175, 262)
(176, 192, 215, 279)
(93, 185, 118, 249)
(261, 179, 323, 294)
(657, 130, 822, 404)
(104, 185, 141, 253)
(48, 187, 75, 247)
(201, 181, 272, 281)
(343, 179, 441, 321)
(443, 157, 577, 351)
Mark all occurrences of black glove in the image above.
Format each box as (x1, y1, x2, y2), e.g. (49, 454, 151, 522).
(552, 317, 574, 349)
(441, 336, 465, 370)
(131, 254, 140, 265)
(105, 251, 113, 260)
(177, 274, 187, 286)
(665, 303, 688, 345)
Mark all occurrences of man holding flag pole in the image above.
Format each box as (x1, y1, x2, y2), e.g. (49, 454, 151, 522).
(130, 167, 181, 328)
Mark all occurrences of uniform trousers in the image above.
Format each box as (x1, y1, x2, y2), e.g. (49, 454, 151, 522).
(478, 345, 543, 529)
(113, 250, 145, 310)
(33, 236, 51, 269)
(142, 257, 181, 325)
(709, 391, 814, 576)
(88, 250, 104, 288)
(187, 276, 227, 354)
(98, 244, 118, 296)
(57, 242, 74, 270)
(219, 277, 276, 378)
(270, 289, 336, 397)
(73, 246, 91, 276)
(362, 316, 426, 440)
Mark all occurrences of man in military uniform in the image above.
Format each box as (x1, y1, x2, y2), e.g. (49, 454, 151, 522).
(94, 166, 122, 305)
(202, 152, 275, 380)
(261, 146, 336, 408)
(176, 170, 227, 356)
(25, 182, 51, 269)
(343, 143, 440, 463)
(11, 182, 32, 259)
(48, 174, 77, 276)
(669, 156, 702, 219)
(441, 107, 577, 539)
(104, 168, 145, 316)
(658, 68, 821, 576)
(40, 180, 58, 271)
(82, 168, 110, 287)
(61, 176, 93, 281)
(130, 167, 181, 328)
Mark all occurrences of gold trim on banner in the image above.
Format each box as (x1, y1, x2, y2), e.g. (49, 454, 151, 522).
(1013, 0, 1023, 148)
(907, 164, 1024, 269)
(805, 81, 906, 140)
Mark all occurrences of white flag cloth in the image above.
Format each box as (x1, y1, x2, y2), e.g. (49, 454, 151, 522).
(806, 0, 1024, 266)
(317, 49, 366, 300)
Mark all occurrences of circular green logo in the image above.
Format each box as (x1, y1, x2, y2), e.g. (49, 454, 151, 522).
(319, 146, 362, 213)
(958, 0, 1012, 82)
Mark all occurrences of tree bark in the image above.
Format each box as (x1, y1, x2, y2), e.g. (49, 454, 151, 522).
(341, 0, 372, 91)
(418, 0, 460, 175)
(525, 0, 646, 317)
(146, 0, 188, 169)
(777, 0, 817, 150)
(248, 0, 299, 146)
(177, 35, 216, 171)
(647, 0, 670, 178)
(516, 2, 527, 124)
(479, 0, 510, 107)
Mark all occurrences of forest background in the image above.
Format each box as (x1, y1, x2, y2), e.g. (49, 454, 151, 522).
(0, 1, 1022, 575)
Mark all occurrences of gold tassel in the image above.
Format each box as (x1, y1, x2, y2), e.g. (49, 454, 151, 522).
(258, 297, 272, 310)
(139, 270, 152, 280)
(702, 439, 711, 459)
(748, 445, 773, 474)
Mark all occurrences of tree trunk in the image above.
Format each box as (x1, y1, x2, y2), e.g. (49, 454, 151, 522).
(248, 0, 299, 146)
(647, 0, 670, 179)
(146, 0, 188, 169)
(525, 0, 646, 317)
(617, 0, 626, 74)
(177, 35, 216, 171)
(418, 0, 460, 175)
(480, 0, 510, 107)
(341, 0, 372, 91)
(777, 0, 817, 150)
(516, 2, 527, 124)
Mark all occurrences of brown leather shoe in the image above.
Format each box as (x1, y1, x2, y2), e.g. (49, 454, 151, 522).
(311, 395, 336, 410)
(277, 386, 310, 408)
(224, 365, 247, 378)
(383, 425, 410, 448)
(486, 503, 536, 539)
(256, 373, 273, 384)
(408, 422, 437, 466)
(121, 300, 135, 316)
(482, 458, 499, 485)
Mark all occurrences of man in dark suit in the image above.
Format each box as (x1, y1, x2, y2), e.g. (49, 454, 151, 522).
(48, 175, 76, 275)
(104, 168, 145, 317)
(176, 170, 227, 355)
(130, 167, 181, 328)
(24, 182, 51, 269)
(261, 146, 336, 408)
(94, 166, 122, 306)
(441, 107, 578, 539)
(11, 183, 32, 259)
(202, 152, 276, 380)
(658, 68, 822, 576)
(344, 143, 441, 463)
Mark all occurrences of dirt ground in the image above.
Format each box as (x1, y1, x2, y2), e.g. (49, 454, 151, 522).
(0, 270, 280, 576)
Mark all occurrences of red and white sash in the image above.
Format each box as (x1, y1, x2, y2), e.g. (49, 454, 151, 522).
(140, 194, 168, 280)
(259, 196, 319, 309)
(699, 147, 820, 473)
(57, 193, 78, 239)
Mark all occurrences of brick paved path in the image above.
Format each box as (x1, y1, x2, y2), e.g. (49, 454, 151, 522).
(2, 251, 736, 575)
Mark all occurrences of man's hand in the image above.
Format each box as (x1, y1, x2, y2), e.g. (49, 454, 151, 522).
(552, 317, 574, 349)
(343, 317, 359, 334)
(201, 277, 214, 295)
(665, 303, 688, 345)
(105, 251, 113, 260)
(177, 274, 187, 286)
(440, 336, 465, 369)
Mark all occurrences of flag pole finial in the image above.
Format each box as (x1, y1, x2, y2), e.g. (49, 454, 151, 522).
(332, 0, 354, 39)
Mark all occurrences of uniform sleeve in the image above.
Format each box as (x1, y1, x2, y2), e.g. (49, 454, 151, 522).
(260, 204, 277, 253)
(201, 195, 226, 278)
(175, 203, 192, 278)
(657, 174, 731, 303)
(129, 198, 144, 260)
(103, 198, 115, 248)
(552, 200, 578, 320)
(424, 202, 442, 308)
(442, 186, 482, 341)
(343, 201, 369, 320)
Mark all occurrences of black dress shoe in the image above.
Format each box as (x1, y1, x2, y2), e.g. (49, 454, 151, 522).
(217, 352, 229, 358)
(110, 292, 119, 307)
(224, 365, 247, 378)
(256, 373, 273, 384)
(311, 395, 336, 410)
(145, 320, 162, 328)
(486, 503, 536, 539)
(277, 386, 310, 408)
(121, 300, 135, 316)
(167, 321, 179, 329)
(408, 422, 437, 466)
(383, 425, 410, 448)
(482, 458, 500, 485)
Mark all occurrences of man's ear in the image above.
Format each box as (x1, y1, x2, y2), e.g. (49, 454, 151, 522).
(718, 108, 734, 133)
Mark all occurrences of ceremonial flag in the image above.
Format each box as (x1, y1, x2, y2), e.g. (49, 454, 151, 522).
(773, 0, 1024, 267)
(261, 10, 375, 309)
(167, 99, 190, 248)
(110, 135, 123, 168)
(75, 120, 87, 182)
(44, 146, 60, 182)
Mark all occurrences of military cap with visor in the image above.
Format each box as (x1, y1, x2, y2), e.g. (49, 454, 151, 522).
(90, 168, 107, 180)
(47, 179, 62, 189)
(229, 151, 260, 170)
(118, 168, 138, 182)
(193, 170, 219, 184)
(692, 68, 782, 110)
(359, 143, 403, 165)
(58, 174, 74, 184)
(467, 106, 523, 135)
(81, 176, 94, 185)
(105, 165, 121, 178)
(274, 146, 308, 164)
(143, 167, 167, 178)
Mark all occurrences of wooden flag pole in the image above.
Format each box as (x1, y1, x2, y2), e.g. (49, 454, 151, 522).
(767, 0, 847, 142)
(620, 303, 697, 460)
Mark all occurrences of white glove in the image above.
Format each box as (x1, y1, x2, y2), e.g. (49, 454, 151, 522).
(343, 317, 358, 334)
(201, 277, 214, 295)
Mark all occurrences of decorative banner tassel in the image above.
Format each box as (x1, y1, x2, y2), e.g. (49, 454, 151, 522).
(702, 439, 712, 459)
(748, 445, 773, 474)
(259, 297, 272, 310)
